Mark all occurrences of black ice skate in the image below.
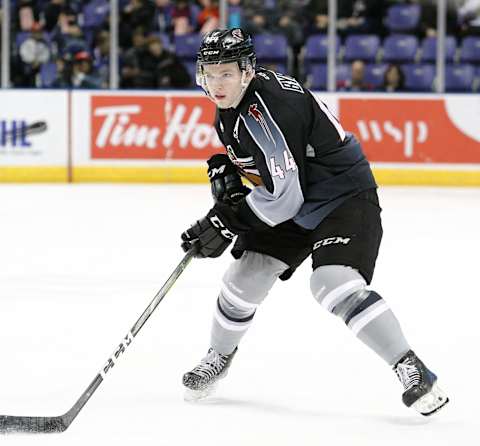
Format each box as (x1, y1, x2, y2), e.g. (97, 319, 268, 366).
(393, 350, 449, 416)
(183, 347, 237, 401)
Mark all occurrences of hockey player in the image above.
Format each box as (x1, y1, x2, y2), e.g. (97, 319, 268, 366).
(180, 28, 449, 416)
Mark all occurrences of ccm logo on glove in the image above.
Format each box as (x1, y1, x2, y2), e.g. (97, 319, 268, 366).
(209, 215, 235, 240)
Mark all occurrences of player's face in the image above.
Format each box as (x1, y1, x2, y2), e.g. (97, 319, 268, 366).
(203, 62, 244, 109)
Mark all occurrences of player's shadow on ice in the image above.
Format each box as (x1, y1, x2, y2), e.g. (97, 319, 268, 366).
(193, 397, 431, 426)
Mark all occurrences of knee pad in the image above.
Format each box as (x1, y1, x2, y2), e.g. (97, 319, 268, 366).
(310, 265, 366, 313)
(219, 251, 289, 320)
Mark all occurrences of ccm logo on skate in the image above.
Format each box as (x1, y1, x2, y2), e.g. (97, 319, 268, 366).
(101, 332, 134, 378)
(313, 237, 351, 250)
(209, 215, 235, 240)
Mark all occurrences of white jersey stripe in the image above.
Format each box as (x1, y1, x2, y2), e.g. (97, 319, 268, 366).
(312, 95, 346, 141)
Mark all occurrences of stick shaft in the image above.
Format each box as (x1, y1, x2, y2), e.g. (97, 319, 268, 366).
(0, 247, 197, 433)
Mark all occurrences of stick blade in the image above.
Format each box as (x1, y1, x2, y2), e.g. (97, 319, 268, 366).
(0, 415, 67, 434)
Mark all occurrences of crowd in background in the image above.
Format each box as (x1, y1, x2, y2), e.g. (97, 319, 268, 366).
(0, 0, 479, 91)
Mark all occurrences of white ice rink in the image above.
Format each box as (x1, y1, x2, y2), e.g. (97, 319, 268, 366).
(0, 184, 479, 445)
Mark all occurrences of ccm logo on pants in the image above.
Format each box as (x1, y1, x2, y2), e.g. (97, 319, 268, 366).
(313, 236, 351, 250)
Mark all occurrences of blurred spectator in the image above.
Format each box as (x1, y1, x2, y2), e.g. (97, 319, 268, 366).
(337, 59, 374, 91)
(418, 0, 460, 38)
(171, 0, 199, 36)
(337, 0, 385, 37)
(15, 22, 50, 87)
(304, 0, 328, 36)
(381, 64, 405, 92)
(458, 0, 480, 36)
(197, 0, 220, 34)
(154, 0, 174, 34)
(52, 50, 102, 88)
(243, 8, 270, 35)
(271, 5, 304, 50)
(17, 0, 38, 32)
(93, 30, 110, 87)
(120, 0, 156, 48)
(43, 0, 68, 33)
(123, 35, 191, 88)
(120, 28, 148, 88)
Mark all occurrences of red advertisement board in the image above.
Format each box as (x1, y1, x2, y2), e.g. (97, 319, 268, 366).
(91, 95, 221, 160)
(339, 98, 480, 163)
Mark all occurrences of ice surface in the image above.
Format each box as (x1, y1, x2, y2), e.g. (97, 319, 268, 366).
(0, 184, 478, 445)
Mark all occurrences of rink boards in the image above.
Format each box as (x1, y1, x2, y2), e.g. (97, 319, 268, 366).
(1, 89, 479, 185)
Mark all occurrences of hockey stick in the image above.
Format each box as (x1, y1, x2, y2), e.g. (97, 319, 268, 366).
(2, 121, 48, 142)
(0, 245, 198, 434)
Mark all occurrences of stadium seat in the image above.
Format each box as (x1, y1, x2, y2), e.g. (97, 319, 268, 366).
(336, 63, 352, 83)
(183, 61, 201, 88)
(402, 64, 435, 91)
(304, 34, 340, 62)
(253, 33, 289, 62)
(40, 62, 57, 88)
(174, 33, 202, 61)
(343, 34, 380, 62)
(420, 36, 456, 62)
(383, 34, 419, 63)
(365, 63, 388, 88)
(384, 4, 421, 33)
(460, 36, 480, 63)
(445, 64, 475, 91)
(308, 63, 327, 90)
(82, 0, 109, 28)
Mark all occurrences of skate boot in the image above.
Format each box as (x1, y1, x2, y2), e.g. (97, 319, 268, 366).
(183, 347, 237, 401)
(393, 350, 449, 416)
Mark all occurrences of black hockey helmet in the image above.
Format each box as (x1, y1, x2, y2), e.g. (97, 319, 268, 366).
(197, 28, 256, 71)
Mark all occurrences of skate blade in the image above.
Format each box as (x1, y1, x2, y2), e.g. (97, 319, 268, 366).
(184, 382, 219, 402)
(412, 383, 449, 416)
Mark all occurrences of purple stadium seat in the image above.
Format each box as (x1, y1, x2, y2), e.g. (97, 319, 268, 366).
(304, 34, 340, 62)
(365, 63, 388, 88)
(336, 63, 351, 83)
(83, 0, 109, 28)
(402, 64, 435, 91)
(383, 34, 418, 63)
(445, 64, 475, 92)
(253, 34, 288, 62)
(308, 63, 327, 90)
(40, 62, 58, 88)
(384, 4, 421, 33)
(460, 36, 480, 63)
(420, 36, 456, 62)
(183, 61, 201, 88)
(344, 34, 380, 62)
(174, 33, 202, 60)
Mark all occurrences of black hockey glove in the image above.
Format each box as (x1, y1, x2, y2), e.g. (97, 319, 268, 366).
(207, 154, 250, 204)
(181, 209, 236, 258)
(181, 202, 251, 258)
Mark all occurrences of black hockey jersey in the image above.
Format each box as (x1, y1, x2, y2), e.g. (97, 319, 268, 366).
(214, 68, 377, 230)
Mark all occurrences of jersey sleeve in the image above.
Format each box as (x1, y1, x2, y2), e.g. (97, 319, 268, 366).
(236, 92, 304, 227)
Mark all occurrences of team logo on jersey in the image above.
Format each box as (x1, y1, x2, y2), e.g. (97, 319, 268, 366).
(248, 103, 274, 143)
(231, 29, 244, 41)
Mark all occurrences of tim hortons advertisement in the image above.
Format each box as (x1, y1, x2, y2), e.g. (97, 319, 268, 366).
(339, 96, 480, 164)
(90, 95, 222, 160)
